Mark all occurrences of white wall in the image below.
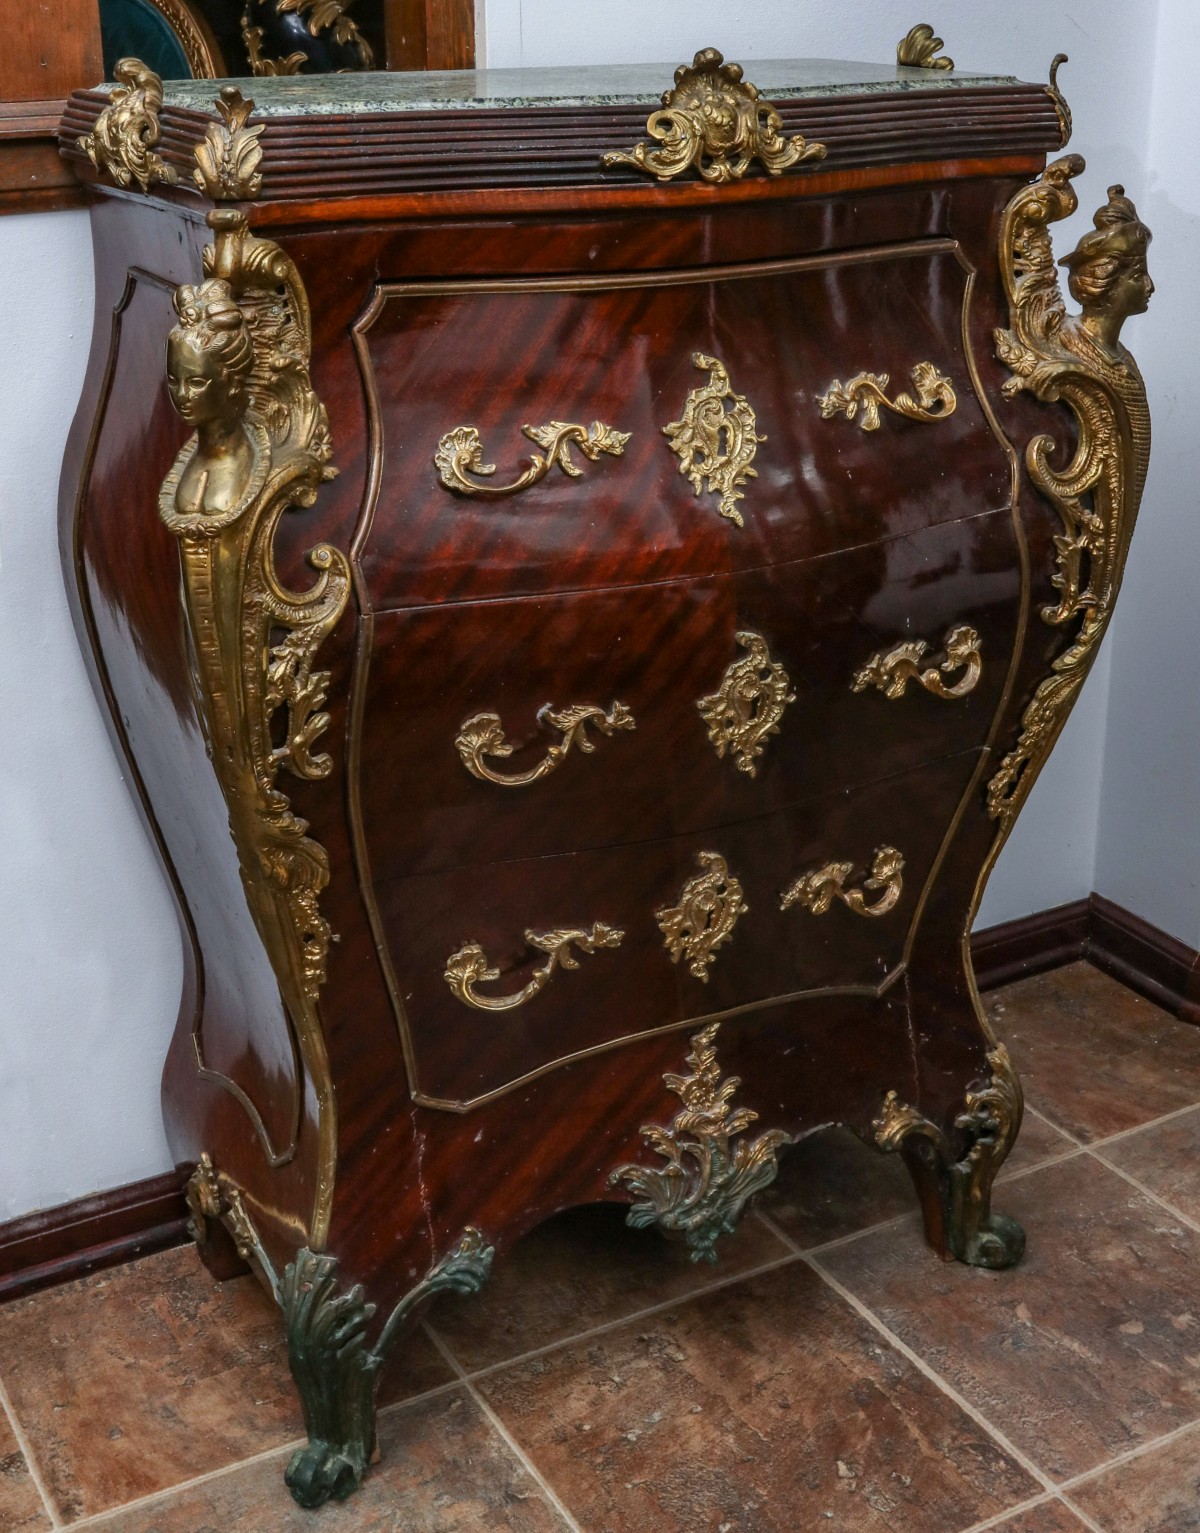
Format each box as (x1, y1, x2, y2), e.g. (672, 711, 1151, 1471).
(0, 1, 1169, 1220)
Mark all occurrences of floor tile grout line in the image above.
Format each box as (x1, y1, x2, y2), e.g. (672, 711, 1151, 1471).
(430, 1248, 803, 1386)
(0, 1373, 63, 1529)
(1024, 1102, 1085, 1147)
(421, 1320, 585, 1533)
(1056, 1409, 1200, 1494)
(1080, 1095, 1200, 1151)
(1085, 1150, 1200, 1237)
(956, 1490, 1067, 1533)
(64, 1374, 468, 1532)
(803, 1251, 1060, 1499)
(1056, 1490, 1108, 1533)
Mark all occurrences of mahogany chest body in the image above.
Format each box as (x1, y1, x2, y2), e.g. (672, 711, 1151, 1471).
(57, 50, 1151, 1506)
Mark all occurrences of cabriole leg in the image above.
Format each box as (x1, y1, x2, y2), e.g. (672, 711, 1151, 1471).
(874, 1043, 1026, 1270)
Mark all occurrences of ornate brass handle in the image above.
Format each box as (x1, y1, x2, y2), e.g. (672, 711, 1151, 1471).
(435, 420, 629, 498)
(852, 625, 982, 701)
(455, 702, 635, 787)
(817, 363, 956, 431)
(444, 924, 624, 1011)
(780, 846, 905, 918)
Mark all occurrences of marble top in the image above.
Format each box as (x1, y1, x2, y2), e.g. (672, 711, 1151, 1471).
(155, 58, 1020, 118)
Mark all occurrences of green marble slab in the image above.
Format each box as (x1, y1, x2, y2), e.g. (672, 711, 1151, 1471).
(151, 58, 1021, 118)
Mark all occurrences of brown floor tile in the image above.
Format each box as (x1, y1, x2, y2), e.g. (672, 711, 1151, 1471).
(1068, 1421, 1200, 1532)
(820, 1155, 1200, 1481)
(1098, 1105, 1200, 1224)
(0, 1410, 52, 1531)
(87, 1387, 570, 1532)
(986, 963, 1200, 1142)
(0, 1244, 453, 1521)
(987, 1499, 1094, 1531)
(478, 1261, 1040, 1533)
(430, 1201, 791, 1374)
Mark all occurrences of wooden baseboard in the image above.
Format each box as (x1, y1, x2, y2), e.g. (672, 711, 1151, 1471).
(2, 892, 1196, 1304)
(0, 1171, 188, 1303)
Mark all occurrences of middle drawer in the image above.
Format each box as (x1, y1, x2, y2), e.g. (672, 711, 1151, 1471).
(356, 509, 1021, 881)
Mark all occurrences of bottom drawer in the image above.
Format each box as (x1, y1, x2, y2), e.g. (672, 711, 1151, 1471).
(372, 750, 983, 1109)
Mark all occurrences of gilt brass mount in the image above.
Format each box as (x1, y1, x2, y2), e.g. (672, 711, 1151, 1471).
(697, 631, 795, 775)
(610, 1023, 791, 1263)
(78, 58, 177, 192)
(656, 851, 747, 982)
(435, 421, 630, 498)
(781, 847, 905, 919)
(853, 625, 982, 701)
(818, 362, 957, 431)
(444, 924, 624, 1011)
(897, 24, 954, 70)
(456, 702, 635, 787)
(664, 353, 763, 526)
(602, 47, 827, 184)
(989, 160, 1152, 831)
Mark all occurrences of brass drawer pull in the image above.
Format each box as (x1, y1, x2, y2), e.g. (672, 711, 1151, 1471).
(817, 362, 956, 430)
(781, 846, 904, 918)
(697, 631, 794, 775)
(664, 353, 763, 526)
(435, 420, 629, 498)
(444, 924, 624, 1011)
(657, 851, 748, 982)
(456, 702, 635, 787)
(853, 624, 982, 700)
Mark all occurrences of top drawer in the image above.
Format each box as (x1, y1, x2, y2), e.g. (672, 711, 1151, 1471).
(354, 240, 1011, 609)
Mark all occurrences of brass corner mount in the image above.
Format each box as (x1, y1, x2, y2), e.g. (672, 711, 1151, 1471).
(897, 24, 953, 71)
(602, 47, 827, 184)
(78, 58, 178, 192)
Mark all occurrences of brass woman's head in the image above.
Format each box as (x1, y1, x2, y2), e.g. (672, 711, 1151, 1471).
(166, 279, 256, 429)
(1059, 184, 1154, 329)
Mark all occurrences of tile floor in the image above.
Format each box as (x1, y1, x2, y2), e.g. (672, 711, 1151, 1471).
(3, 961, 1200, 1532)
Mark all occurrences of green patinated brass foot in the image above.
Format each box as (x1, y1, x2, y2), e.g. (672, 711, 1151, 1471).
(873, 1044, 1026, 1270)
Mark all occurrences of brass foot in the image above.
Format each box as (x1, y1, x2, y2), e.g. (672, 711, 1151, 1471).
(874, 1044, 1026, 1270)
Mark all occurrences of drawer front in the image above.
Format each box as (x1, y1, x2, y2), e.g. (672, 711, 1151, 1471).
(355, 510, 1019, 880)
(354, 242, 1011, 609)
(371, 752, 981, 1110)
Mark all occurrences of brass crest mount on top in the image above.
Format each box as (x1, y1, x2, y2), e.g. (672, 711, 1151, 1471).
(603, 48, 827, 184)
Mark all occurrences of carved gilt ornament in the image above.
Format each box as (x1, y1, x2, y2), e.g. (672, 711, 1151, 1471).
(989, 159, 1151, 831)
(78, 58, 178, 192)
(194, 85, 265, 200)
(610, 1023, 791, 1263)
(697, 631, 795, 775)
(602, 47, 827, 184)
(817, 362, 957, 431)
(656, 851, 747, 982)
(781, 846, 905, 919)
(456, 701, 635, 787)
(435, 420, 630, 498)
(158, 88, 347, 1247)
(664, 353, 763, 526)
(897, 23, 954, 70)
(444, 924, 624, 1011)
(853, 624, 982, 701)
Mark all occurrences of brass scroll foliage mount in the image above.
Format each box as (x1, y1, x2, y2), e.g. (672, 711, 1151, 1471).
(697, 631, 795, 775)
(664, 353, 763, 527)
(897, 24, 954, 70)
(656, 851, 747, 982)
(602, 48, 827, 185)
(159, 86, 347, 1246)
(989, 159, 1152, 831)
(781, 846, 905, 919)
(456, 701, 635, 787)
(244, 0, 375, 77)
(818, 363, 957, 431)
(873, 1045, 1025, 1269)
(610, 1022, 791, 1264)
(853, 624, 982, 701)
(435, 421, 630, 499)
(444, 923, 624, 1011)
(194, 85, 265, 199)
(79, 58, 178, 192)
(1047, 54, 1073, 147)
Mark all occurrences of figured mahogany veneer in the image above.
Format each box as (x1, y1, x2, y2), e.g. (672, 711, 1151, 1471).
(56, 52, 1152, 1508)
